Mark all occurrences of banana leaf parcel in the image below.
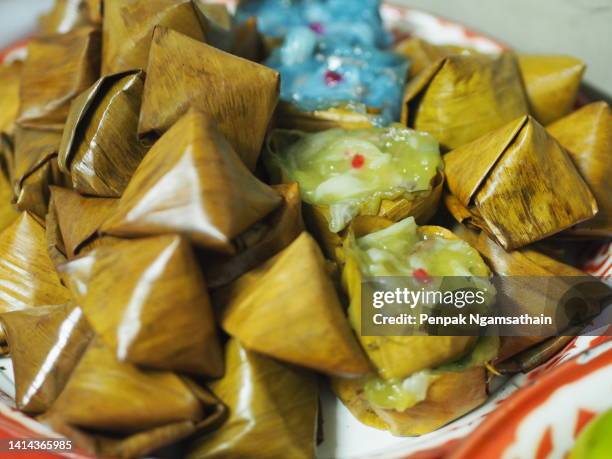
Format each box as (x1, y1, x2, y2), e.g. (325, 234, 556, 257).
(444, 115, 598, 250)
(137, 26, 279, 170)
(518, 54, 585, 125)
(42, 338, 226, 459)
(395, 37, 478, 77)
(401, 53, 529, 150)
(58, 70, 148, 197)
(18, 26, 100, 128)
(102, 110, 282, 254)
(102, 0, 205, 75)
(0, 304, 94, 414)
(219, 232, 371, 377)
(548, 101, 612, 237)
(187, 339, 318, 459)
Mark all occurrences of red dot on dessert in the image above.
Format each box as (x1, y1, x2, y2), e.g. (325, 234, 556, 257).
(351, 154, 365, 169)
(412, 268, 431, 283)
(309, 22, 325, 34)
(325, 70, 343, 86)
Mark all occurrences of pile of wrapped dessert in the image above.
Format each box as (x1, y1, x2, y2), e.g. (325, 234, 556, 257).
(0, 0, 610, 458)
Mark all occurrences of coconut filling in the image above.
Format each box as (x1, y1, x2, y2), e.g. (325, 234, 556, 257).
(274, 126, 441, 232)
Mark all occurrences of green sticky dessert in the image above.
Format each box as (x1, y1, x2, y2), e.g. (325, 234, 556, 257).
(266, 125, 443, 233)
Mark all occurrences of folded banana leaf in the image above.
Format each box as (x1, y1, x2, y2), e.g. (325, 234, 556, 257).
(45, 194, 68, 268)
(18, 26, 100, 128)
(102, 0, 205, 75)
(12, 125, 64, 222)
(395, 37, 477, 77)
(0, 304, 94, 414)
(444, 115, 598, 250)
(275, 102, 376, 132)
(38, 0, 102, 35)
(0, 213, 72, 346)
(200, 182, 304, 289)
(58, 70, 148, 197)
(49, 186, 117, 258)
(548, 102, 612, 237)
(187, 338, 318, 459)
(518, 54, 585, 125)
(494, 335, 576, 374)
(42, 338, 226, 459)
(401, 53, 529, 150)
(332, 366, 486, 436)
(61, 235, 223, 376)
(0, 165, 18, 232)
(137, 26, 280, 171)
(218, 232, 371, 376)
(342, 223, 486, 379)
(0, 61, 21, 136)
(102, 111, 282, 254)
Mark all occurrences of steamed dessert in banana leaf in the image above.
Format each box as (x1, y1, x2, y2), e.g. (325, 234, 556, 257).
(444, 115, 598, 250)
(219, 232, 370, 376)
(518, 54, 585, 125)
(61, 235, 224, 376)
(266, 125, 443, 258)
(42, 338, 226, 458)
(58, 70, 148, 197)
(102, 0, 205, 75)
(237, 0, 391, 48)
(335, 217, 497, 435)
(18, 26, 100, 128)
(402, 53, 529, 150)
(0, 304, 94, 414)
(548, 102, 612, 237)
(187, 339, 319, 459)
(102, 111, 282, 253)
(266, 28, 409, 128)
(38, 0, 102, 35)
(137, 27, 279, 170)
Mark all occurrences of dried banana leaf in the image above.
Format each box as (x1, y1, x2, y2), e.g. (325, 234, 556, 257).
(0, 61, 22, 136)
(444, 115, 597, 249)
(395, 37, 478, 77)
(58, 70, 148, 197)
(200, 182, 304, 289)
(332, 366, 486, 436)
(0, 304, 94, 414)
(342, 225, 478, 379)
(137, 26, 280, 170)
(42, 338, 226, 459)
(275, 102, 376, 132)
(218, 232, 371, 376)
(0, 213, 72, 317)
(187, 338, 318, 459)
(401, 53, 529, 150)
(102, 111, 281, 254)
(102, 0, 205, 75)
(548, 102, 612, 237)
(18, 26, 101, 128)
(49, 186, 117, 258)
(62, 235, 223, 376)
(38, 0, 101, 35)
(518, 54, 585, 125)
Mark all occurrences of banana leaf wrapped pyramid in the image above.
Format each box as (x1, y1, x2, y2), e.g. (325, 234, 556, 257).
(200, 182, 305, 289)
(137, 26, 280, 170)
(0, 304, 94, 414)
(0, 213, 72, 319)
(265, 126, 443, 260)
(102, 0, 205, 75)
(395, 37, 477, 77)
(48, 186, 117, 258)
(18, 26, 100, 128)
(218, 232, 371, 376)
(0, 61, 21, 136)
(401, 53, 529, 150)
(102, 110, 281, 253)
(43, 338, 226, 459)
(187, 339, 318, 459)
(61, 235, 223, 376)
(518, 54, 585, 125)
(58, 70, 148, 197)
(444, 115, 598, 250)
(548, 102, 612, 237)
(38, 0, 102, 35)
